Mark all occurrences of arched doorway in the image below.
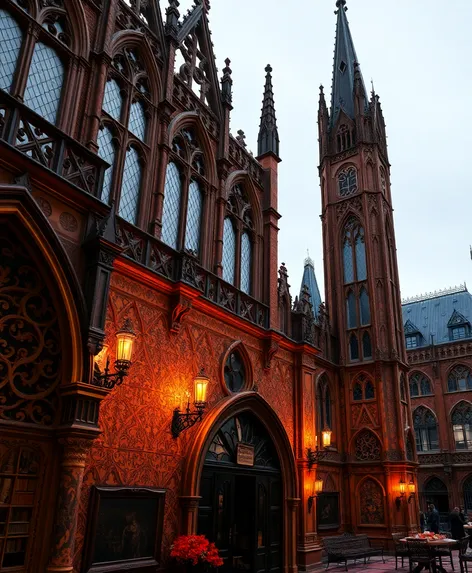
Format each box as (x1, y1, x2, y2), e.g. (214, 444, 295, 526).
(198, 412, 281, 573)
(463, 476, 472, 513)
(423, 477, 449, 529)
(180, 394, 298, 573)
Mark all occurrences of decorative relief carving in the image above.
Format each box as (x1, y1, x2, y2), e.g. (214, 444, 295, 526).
(264, 339, 279, 370)
(170, 299, 192, 335)
(359, 478, 385, 525)
(336, 196, 362, 220)
(36, 196, 52, 217)
(59, 211, 78, 232)
(354, 430, 381, 461)
(0, 228, 61, 425)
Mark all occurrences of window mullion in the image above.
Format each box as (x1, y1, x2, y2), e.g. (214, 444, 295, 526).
(177, 168, 190, 251)
(234, 221, 242, 290)
(12, 22, 36, 98)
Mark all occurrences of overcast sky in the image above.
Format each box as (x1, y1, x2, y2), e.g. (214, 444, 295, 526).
(173, 0, 472, 302)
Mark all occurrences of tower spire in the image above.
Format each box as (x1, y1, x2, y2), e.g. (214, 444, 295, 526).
(257, 64, 280, 158)
(331, 0, 367, 125)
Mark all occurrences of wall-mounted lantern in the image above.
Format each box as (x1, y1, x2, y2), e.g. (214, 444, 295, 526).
(408, 478, 416, 503)
(308, 476, 323, 513)
(395, 479, 406, 510)
(306, 427, 332, 471)
(93, 319, 136, 389)
(171, 368, 209, 438)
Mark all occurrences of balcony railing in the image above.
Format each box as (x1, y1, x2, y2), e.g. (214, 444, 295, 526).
(116, 218, 269, 329)
(0, 90, 107, 198)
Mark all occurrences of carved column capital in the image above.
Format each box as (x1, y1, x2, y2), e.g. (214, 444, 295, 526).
(58, 437, 91, 468)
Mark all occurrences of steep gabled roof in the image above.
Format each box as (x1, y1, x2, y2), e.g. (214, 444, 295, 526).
(299, 256, 322, 318)
(404, 319, 421, 336)
(401, 285, 472, 345)
(330, 0, 367, 126)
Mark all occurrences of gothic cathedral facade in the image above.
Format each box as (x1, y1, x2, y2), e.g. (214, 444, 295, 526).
(0, 0, 420, 572)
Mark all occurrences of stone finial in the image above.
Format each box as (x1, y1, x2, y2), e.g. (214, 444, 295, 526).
(257, 64, 279, 158)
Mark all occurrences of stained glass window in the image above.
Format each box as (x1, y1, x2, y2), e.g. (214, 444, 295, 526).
(129, 100, 146, 140)
(353, 382, 362, 401)
(161, 162, 181, 249)
(102, 79, 123, 122)
(349, 334, 359, 361)
(363, 332, 372, 359)
(343, 238, 354, 284)
(119, 147, 141, 224)
(222, 218, 236, 285)
(360, 288, 370, 325)
(0, 10, 23, 92)
(365, 379, 375, 399)
(338, 168, 358, 197)
(355, 231, 367, 281)
(240, 232, 252, 294)
(185, 180, 202, 255)
(24, 43, 64, 124)
(346, 291, 357, 329)
(97, 126, 115, 205)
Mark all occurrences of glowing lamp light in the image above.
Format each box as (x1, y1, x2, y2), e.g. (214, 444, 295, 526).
(115, 319, 136, 369)
(408, 479, 416, 495)
(322, 428, 332, 448)
(314, 477, 324, 495)
(399, 479, 406, 496)
(194, 368, 209, 409)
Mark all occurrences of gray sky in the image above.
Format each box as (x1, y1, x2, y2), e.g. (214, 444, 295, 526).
(172, 0, 472, 301)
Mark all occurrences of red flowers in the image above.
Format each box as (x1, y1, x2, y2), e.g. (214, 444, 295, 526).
(170, 535, 224, 568)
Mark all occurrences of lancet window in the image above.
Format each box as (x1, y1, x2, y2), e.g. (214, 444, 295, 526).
(0, 1, 74, 126)
(161, 128, 207, 259)
(222, 184, 255, 295)
(316, 375, 333, 437)
(97, 47, 152, 224)
(342, 216, 371, 362)
(336, 124, 355, 153)
(409, 372, 433, 397)
(452, 402, 472, 450)
(352, 374, 375, 402)
(413, 406, 439, 452)
(448, 365, 472, 393)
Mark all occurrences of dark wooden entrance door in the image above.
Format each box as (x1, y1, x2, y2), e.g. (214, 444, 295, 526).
(197, 413, 282, 573)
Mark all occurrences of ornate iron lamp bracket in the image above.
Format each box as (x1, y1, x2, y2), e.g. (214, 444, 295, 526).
(306, 446, 328, 471)
(171, 404, 205, 438)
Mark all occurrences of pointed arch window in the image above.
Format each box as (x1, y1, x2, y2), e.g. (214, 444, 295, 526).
(161, 128, 208, 259)
(362, 332, 372, 360)
(448, 365, 472, 392)
(452, 402, 472, 450)
(97, 126, 116, 205)
(352, 374, 374, 402)
(409, 372, 432, 397)
(349, 334, 359, 361)
(365, 379, 375, 399)
(338, 166, 358, 197)
(336, 126, 355, 154)
(0, 3, 75, 126)
(353, 382, 363, 401)
(316, 375, 333, 443)
(343, 217, 367, 285)
(98, 47, 153, 224)
(346, 290, 357, 329)
(222, 218, 236, 284)
(360, 288, 370, 325)
(413, 406, 439, 452)
(222, 184, 255, 294)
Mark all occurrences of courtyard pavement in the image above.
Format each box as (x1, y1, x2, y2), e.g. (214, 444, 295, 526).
(316, 552, 463, 573)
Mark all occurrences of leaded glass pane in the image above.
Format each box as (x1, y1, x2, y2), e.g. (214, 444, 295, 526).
(102, 79, 122, 121)
(240, 232, 252, 294)
(24, 43, 63, 124)
(343, 240, 354, 284)
(355, 232, 367, 281)
(365, 380, 375, 399)
(346, 291, 357, 329)
(185, 180, 202, 256)
(0, 10, 23, 92)
(119, 147, 141, 224)
(353, 382, 362, 401)
(410, 381, 419, 397)
(420, 377, 432, 395)
(360, 288, 370, 325)
(161, 162, 181, 249)
(325, 387, 332, 428)
(349, 335, 359, 361)
(363, 332, 372, 359)
(97, 126, 115, 204)
(222, 218, 236, 285)
(129, 100, 146, 141)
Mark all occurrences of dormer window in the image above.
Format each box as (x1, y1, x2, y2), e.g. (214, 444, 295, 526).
(404, 319, 422, 350)
(447, 309, 470, 342)
(452, 326, 467, 340)
(406, 335, 418, 349)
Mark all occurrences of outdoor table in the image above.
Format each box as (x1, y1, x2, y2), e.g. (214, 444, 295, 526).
(400, 538, 457, 573)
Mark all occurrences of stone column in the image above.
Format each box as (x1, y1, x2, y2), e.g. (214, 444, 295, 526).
(287, 497, 300, 573)
(179, 495, 201, 535)
(46, 437, 91, 573)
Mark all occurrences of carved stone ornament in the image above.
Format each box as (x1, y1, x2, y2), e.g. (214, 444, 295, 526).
(170, 297, 192, 334)
(354, 430, 382, 461)
(264, 339, 279, 370)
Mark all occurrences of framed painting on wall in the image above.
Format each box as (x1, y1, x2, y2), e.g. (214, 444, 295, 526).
(82, 487, 166, 573)
(316, 492, 340, 530)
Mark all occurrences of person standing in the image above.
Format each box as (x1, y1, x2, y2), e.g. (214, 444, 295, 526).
(420, 511, 426, 533)
(450, 507, 466, 540)
(428, 503, 440, 534)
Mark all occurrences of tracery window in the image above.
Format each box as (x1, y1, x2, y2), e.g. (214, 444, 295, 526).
(354, 430, 381, 461)
(316, 375, 333, 437)
(98, 47, 153, 225)
(0, 2, 73, 126)
(352, 374, 375, 401)
(413, 406, 439, 452)
(342, 216, 370, 361)
(409, 372, 432, 397)
(161, 128, 208, 258)
(224, 349, 246, 393)
(222, 184, 255, 294)
(448, 365, 472, 392)
(452, 402, 472, 450)
(338, 167, 358, 197)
